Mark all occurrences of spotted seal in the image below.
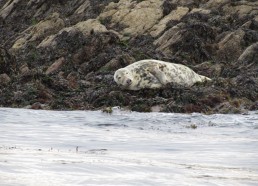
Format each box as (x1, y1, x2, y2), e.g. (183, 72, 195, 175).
(114, 59, 211, 90)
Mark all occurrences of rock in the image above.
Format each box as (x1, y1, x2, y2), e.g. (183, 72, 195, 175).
(252, 15, 258, 29)
(162, 0, 177, 16)
(0, 73, 11, 85)
(250, 101, 258, 111)
(37, 19, 108, 48)
(46, 57, 65, 75)
(154, 9, 217, 62)
(30, 102, 43, 110)
(67, 72, 79, 89)
(150, 7, 189, 37)
(190, 8, 211, 15)
(214, 98, 251, 114)
(74, 0, 90, 14)
(164, 0, 194, 8)
(27, 0, 59, 17)
(77, 32, 119, 74)
(12, 12, 65, 49)
(154, 23, 184, 53)
(202, 0, 230, 9)
(222, 2, 258, 18)
(74, 19, 108, 35)
(216, 29, 245, 62)
(238, 42, 258, 64)
(194, 61, 223, 77)
(99, 0, 163, 37)
(151, 105, 162, 112)
(37, 27, 77, 48)
(0, 0, 21, 19)
(99, 54, 135, 72)
(19, 64, 30, 75)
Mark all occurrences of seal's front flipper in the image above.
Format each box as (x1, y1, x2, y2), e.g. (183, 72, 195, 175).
(149, 66, 168, 85)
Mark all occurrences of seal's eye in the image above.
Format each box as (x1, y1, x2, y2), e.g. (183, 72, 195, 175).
(118, 77, 121, 79)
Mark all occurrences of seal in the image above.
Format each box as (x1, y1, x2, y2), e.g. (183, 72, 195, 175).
(114, 59, 211, 90)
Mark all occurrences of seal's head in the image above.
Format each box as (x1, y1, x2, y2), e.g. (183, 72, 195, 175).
(114, 68, 134, 88)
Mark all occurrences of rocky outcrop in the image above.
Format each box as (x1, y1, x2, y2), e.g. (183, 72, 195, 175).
(12, 13, 65, 49)
(37, 18, 109, 48)
(0, 0, 257, 114)
(150, 6, 189, 37)
(98, 0, 164, 38)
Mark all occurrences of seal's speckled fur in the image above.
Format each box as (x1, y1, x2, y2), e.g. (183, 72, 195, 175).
(114, 59, 211, 90)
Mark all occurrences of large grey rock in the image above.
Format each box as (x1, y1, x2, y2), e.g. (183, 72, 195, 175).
(98, 0, 164, 38)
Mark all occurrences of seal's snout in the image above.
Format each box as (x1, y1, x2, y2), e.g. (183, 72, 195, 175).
(126, 79, 132, 85)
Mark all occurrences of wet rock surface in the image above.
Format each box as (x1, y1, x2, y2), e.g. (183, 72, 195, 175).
(0, 0, 257, 114)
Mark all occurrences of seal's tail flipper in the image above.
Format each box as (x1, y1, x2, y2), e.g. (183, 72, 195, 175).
(200, 75, 211, 82)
